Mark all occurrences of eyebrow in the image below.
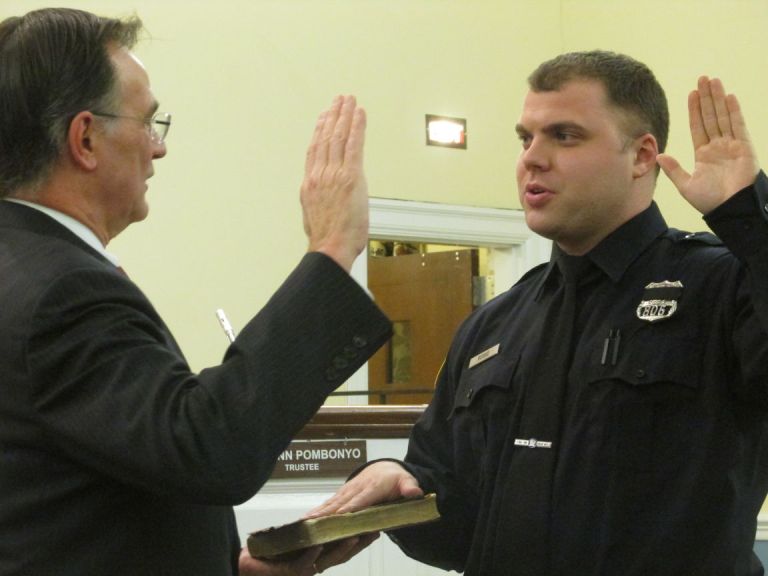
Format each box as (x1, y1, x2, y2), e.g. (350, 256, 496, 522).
(515, 121, 586, 137)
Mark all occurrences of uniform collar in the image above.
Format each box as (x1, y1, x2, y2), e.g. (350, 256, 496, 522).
(589, 201, 668, 283)
(533, 201, 668, 298)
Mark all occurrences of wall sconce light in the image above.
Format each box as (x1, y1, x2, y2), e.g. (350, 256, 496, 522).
(425, 114, 467, 149)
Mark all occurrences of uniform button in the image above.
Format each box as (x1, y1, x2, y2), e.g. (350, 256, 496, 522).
(684, 233, 695, 239)
(466, 387, 474, 400)
(352, 336, 367, 349)
(333, 356, 349, 369)
(343, 345, 358, 358)
(635, 369, 647, 380)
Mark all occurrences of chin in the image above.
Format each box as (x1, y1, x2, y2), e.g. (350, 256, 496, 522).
(524, 211, 550, 235)
(132, 202, 150, 223)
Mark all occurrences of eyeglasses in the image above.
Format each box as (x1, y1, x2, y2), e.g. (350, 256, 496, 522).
(91, 111, 172, 144)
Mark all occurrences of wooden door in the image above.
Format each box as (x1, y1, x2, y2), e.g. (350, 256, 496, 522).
(367, 248, 477, 404)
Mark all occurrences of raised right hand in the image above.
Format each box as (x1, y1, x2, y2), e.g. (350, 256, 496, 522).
(300, 95, 368, 273)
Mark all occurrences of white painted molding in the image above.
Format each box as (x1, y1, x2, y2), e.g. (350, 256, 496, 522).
(369, 197, 535, 246)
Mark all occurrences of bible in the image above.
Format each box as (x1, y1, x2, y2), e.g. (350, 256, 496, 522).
(247, 493, 440, 559)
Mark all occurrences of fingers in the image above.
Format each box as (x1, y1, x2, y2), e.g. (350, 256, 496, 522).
(726, 92, 751, 143)
(305, 95, 360, 177)
(691, 76, 742, 144)
(303, 95, 344, 189)
(344, 106, 367, 172)
(710, 78, 732, 137)
(299, 94, 368, 272)
(307, 462, 423, 519)
(316, 96, 344, 171)
(696, 76, 729, 141)
(314, 533, 380, 573)
(239, 545, 322, 576)
(304, 111, 326, 180)
(688, 89, 707, 150)
(698, 76, 732, 138)
(305, 483, 359, 518)
(328, 96, 358, 168)
(696, 76, 719, 141)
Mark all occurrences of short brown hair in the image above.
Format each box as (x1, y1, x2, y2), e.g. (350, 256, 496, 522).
(528, 51, 669, 154)
(0, 8, 143, 196)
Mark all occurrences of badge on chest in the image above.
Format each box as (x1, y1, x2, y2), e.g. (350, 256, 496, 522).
(636, 280, 683, 323)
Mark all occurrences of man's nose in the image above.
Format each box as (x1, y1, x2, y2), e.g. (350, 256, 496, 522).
(520, 137, 550, 171)
(152, 139, 167, 159)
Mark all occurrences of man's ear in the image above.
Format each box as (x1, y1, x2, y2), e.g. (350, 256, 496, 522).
(67, 111, 99, 172)
(632, 133, 659, 179)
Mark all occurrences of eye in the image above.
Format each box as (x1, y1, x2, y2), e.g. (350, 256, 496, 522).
(554, 130, 579, 144)
(517, 133, 532, 150)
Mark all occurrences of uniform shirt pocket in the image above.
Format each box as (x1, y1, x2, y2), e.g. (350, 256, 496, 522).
(583, 324, 703, 473)
(449, 347, 524, 488)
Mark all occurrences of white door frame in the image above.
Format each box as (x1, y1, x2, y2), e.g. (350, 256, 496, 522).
(345, 197, 551, 404)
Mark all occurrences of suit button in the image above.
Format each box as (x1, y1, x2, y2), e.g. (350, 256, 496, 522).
(635, 369, 647, 380)
(763, 202, 768, 214)
(333, 356, 349, 369)
(352, 336, 367, 349)
(466, 387, 474, 400)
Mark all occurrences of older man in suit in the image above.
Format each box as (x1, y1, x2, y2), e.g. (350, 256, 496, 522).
(0, 8, 390, 576)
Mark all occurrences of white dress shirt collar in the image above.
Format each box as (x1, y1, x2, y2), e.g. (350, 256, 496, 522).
(4, 199, 120, 267)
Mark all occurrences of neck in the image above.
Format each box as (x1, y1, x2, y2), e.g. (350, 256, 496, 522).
(12, 179, 111, 247)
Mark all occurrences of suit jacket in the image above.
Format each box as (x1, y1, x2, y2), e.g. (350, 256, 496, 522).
(0, 201, 391, 575)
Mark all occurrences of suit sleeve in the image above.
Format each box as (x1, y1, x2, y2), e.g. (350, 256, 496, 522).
(25, 252, 391, 504)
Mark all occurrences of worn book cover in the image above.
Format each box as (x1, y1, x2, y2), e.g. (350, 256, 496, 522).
(247, 493, 440, 559)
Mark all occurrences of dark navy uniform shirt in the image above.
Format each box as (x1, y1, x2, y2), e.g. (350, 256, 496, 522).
(390, 174, 768, 576)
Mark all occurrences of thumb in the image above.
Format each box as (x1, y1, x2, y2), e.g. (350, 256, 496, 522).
(398, 476, 424, 499)
(656, 153, 691, 193)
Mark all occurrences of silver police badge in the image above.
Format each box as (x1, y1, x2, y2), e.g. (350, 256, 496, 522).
(636, 280, 683, 323)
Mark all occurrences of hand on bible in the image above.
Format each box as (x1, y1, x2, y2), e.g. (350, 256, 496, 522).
(306, 460, 423, 518)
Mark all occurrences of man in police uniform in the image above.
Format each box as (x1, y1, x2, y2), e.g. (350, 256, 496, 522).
(311, 51, 768, 575)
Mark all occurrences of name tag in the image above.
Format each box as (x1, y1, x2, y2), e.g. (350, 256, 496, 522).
(468, 344, 500, 369)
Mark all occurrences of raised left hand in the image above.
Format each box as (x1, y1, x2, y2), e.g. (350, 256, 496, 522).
(657, 76, 760, 215)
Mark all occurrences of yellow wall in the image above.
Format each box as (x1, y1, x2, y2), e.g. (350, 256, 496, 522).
(3, 1, 766, 375)
(560, 0, 768, 233)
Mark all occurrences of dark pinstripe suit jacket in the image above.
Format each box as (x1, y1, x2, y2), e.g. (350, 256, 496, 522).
(0, 201, 391, 575)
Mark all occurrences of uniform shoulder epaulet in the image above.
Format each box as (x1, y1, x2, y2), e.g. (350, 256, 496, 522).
(668, 229, 723, 246)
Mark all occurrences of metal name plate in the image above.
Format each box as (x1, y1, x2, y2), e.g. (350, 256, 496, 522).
(270, 440, 368, 479)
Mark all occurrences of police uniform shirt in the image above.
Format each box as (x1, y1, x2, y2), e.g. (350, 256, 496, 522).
(390, 172, 768, 576)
